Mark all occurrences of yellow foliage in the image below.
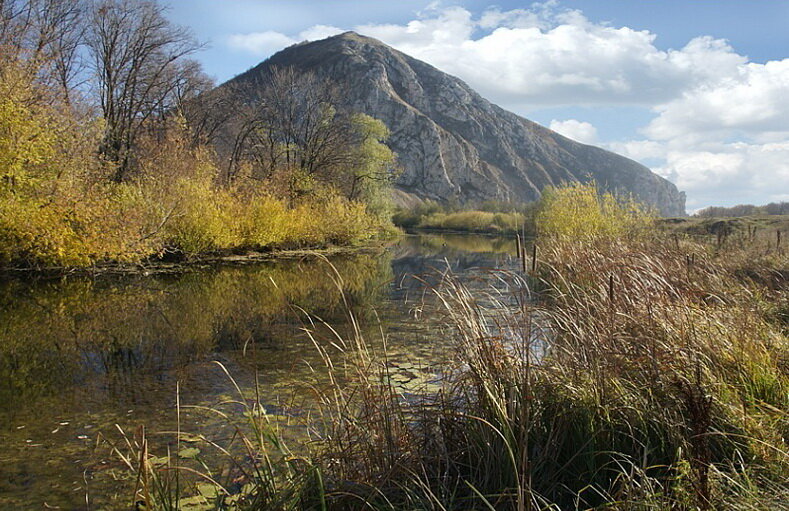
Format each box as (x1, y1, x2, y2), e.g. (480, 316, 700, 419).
(0, 198, 89, 267)
(310, 194, 375, 245)
(536, 182, 652, 240)
(0, 69, 386, 268)
(0, 63, 57, 192)
(418, 210, 525, 233)
(164, 179, 241, 254)
(240, 195, 291, 247)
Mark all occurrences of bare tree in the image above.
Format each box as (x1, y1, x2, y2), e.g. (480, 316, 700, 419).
(0, 0, 35, 58)
(0, 0, 86, 102)
(168, 57, 237, 149)
(38, 0, 87, 103)
(86, 0, 203, 181)
(225, 66, 363, 198)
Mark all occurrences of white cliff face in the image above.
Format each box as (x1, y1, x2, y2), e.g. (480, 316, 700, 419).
(226, 32, 686, 216)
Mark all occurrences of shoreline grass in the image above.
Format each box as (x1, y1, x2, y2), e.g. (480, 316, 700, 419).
(116, 184, 789, 510)
(393, 200, 531, 235)
(0, 232, 394, 278)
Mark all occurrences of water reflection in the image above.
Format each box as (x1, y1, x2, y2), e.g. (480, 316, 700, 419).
(0, 233, 519, 509)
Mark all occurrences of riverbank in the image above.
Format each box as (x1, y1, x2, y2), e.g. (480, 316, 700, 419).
(117, 184, 788, 510)
(0, 232, 516, 509)
(0, 238, 395, 278)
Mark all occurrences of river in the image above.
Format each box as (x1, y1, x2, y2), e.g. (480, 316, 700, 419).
(0, 233, 521, 509)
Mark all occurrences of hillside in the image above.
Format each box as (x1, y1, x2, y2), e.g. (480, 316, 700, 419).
(218, 32, 686, 216)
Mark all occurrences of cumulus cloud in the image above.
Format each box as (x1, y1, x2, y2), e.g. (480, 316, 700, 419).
(605, 140, 666, 162)
(227, 31, 296, 55)
(603, 136, 789, 209)
(549, 119, 598, 144)
(227, 25, 343, 55)
(645, 59, 789, 141)
(225, 1, 789, 209)
(656, 142, 789, 209)
(355, 6, 748, 109)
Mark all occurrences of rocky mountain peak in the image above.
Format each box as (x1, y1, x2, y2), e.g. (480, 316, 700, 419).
(224, 33, 687, 216)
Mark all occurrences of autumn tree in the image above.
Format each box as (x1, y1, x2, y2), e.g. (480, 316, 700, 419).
(225, 66, 396, 206)
(0, 0, 86, 103)
(341, 114, 397, 217)
(86, 0, 203, 181)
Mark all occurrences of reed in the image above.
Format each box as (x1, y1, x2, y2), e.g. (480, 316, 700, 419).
(117, 185, 789, 510)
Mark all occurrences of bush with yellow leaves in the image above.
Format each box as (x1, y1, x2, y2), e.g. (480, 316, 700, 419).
(536, 181, 653, 240)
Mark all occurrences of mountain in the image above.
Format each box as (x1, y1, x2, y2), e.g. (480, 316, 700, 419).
(219, 32, 686, 216)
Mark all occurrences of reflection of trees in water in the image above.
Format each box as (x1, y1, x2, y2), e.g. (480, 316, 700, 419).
(395, 232, 519, 258)
(0, 235, 518, 410)
(0, 251, 393, 408)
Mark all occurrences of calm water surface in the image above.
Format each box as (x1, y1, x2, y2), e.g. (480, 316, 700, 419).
(0, 233, 521, 509)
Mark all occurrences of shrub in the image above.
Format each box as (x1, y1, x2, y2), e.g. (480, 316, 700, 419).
(417, 210, 525, 233)
(0, 199, 91, 267)
(240, 195, 291, 248)
(536, 181, 652, 239)
(158, 177, 239, 254)
(392, 201, 445, 228)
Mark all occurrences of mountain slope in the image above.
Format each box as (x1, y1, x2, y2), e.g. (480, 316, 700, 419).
(221, 32, 686, 216)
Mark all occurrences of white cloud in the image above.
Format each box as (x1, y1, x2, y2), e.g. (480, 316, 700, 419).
(605, 140, 666, 161)
(657, 142, 789, 208)
(356, 6, 474, 48)
(549, 119, 598, 144)
(645, 59, 789, 141)
(297, 25, 345, 42)
(223, 2, 789, 209)
(355, 7, 747, 109)
(227, 31, 297, 55)
(227, 25, 343, 56)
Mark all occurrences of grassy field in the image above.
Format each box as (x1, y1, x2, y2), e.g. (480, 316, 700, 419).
(116, 185, 788, 510)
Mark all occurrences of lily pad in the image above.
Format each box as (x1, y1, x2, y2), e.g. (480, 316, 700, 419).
(148, 455, 170, 467)
(196, 482, 219, 498)
(178, 447, 200, 459)
(178, 432, 202, 443)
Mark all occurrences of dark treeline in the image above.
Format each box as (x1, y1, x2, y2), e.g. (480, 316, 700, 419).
(695, 201, 789, 217)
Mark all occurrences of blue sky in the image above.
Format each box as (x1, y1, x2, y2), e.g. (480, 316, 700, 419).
(163, 0, 789, 210)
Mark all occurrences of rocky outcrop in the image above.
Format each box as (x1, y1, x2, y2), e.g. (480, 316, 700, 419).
(222, 32, 686, 216)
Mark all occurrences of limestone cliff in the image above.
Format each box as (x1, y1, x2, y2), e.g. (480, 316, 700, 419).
(221, 32, 686, 216)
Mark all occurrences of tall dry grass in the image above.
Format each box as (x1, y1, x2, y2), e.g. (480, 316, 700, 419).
(118, 185, 788, 510)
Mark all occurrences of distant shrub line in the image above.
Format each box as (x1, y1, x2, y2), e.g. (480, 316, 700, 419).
(695, 201, 789, 218)
(393, 199, 532, 234)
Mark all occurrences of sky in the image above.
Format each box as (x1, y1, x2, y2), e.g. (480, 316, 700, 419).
(163, 0, 789, 211)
